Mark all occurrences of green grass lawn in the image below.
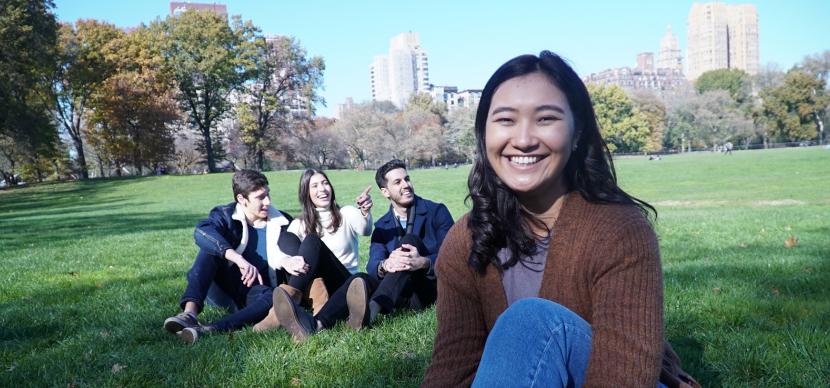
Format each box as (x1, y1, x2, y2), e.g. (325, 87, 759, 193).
(1, 147, 828, 387)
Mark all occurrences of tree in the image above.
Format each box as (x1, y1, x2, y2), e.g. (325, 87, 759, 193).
(87, 73, 179, 175)
(666, 91, 755, 150)
(630, 91, 667, 152)
(761, 69, 828, 143)
(446, 106, 477, 162)
(800, 51, 830, 87)
(281, 117, 345, 169)
(333, 101, 398, 168)
(171, 133, 202, 174)
(799, 51, 830, 144)
(694, 69, 752, 106)
(49, 19, 122, 179)
(86, 25, 179, 176)
(236, 35, 325, 170)
(0, 0, 60, 183)
(400, 103, 443, 166)
(407, 92, 448, 123)
(588, 83, 651, 153)
(161, 10, 254, 172)
(753, 63, 785, 92)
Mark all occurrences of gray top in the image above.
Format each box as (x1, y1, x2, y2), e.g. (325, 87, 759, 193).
(498, 235, 551, 306)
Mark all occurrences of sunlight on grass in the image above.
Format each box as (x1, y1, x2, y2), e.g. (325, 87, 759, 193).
(1, 147, 828, 386)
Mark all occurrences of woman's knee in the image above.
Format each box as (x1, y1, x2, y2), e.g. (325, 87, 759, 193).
(496, 298, 590, 335)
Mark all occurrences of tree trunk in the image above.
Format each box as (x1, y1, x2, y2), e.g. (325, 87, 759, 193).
(815, 111, 825, 145)
(201, 126, 217, 173)
(72, 136, 89, 179)
(256, 147, 264, 171)
(97, 155, 105, 178)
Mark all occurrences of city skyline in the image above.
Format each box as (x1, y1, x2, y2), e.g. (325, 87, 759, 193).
(53, 0, 829, 117)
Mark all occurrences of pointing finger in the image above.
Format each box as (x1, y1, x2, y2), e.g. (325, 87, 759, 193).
(361, 185, 372, 197)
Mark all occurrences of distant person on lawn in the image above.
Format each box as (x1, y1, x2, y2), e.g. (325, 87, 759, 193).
(272, 159, 454, 341)
(252, 168, 374, 332)
(422, 51, 699, 387)
(163, 169, 294, 343)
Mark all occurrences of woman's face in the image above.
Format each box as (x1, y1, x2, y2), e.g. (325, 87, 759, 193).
(308, 173, 333, 209)
(485, 71, 577, 204)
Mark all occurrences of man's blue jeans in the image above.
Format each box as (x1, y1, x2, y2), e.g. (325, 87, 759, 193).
(472, 298, 592, 388)
(179, 249, 273, 331)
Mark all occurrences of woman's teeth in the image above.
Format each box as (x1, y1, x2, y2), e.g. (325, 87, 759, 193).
(510, 156, 538, 165)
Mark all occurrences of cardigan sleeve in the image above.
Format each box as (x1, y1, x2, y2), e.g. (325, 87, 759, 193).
(421, 222, 487, 387)
(584, 215, 664, 387)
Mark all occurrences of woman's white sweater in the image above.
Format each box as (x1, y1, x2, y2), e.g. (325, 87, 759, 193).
(287, 206, 372, 274)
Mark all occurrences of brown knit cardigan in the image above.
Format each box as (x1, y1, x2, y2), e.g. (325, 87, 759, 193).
(422, 192, 664, 387)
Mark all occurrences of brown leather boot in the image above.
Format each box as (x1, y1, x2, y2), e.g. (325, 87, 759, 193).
(278, 283, 303, 304)
(308, 277, 329, 316)
(253, 308, 280, 332)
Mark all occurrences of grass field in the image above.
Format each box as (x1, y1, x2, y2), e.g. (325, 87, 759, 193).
(1, 147, 828, 387)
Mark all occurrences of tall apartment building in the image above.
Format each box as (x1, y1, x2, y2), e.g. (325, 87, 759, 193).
(687, 2, 759, 80)
(369, 32, 430, 108)
(657, 25, 683, 71)
(636, 52, 655, 72)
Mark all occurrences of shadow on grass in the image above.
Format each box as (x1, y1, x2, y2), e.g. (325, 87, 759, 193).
(0, 181, 200, 248)
(0, 176, 150, 212)
(0, 210, 201, 251)
(0, 176, 202, 251)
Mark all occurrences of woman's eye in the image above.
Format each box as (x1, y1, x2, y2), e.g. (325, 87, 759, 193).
(539, 116, 559, 123)
(494, 117, 514, 124)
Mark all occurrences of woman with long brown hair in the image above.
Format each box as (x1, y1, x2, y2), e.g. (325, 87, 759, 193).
(254, 169, 373, 331)
(422, 51, 697, 388)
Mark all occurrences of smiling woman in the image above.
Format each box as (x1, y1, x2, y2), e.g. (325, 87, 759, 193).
(484, 71, 576, 215)
(422, 51, 699, 388)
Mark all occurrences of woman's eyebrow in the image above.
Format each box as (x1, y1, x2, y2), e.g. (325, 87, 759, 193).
(537, 104, 565, 113)
(491, 106, 517, 115)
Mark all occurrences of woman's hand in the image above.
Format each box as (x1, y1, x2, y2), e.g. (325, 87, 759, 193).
(356, 185, 373, 216)
(283, 255, 309, 276)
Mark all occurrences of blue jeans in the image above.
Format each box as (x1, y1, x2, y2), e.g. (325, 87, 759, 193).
(179, 249, 273, 331)
(472, 298, 592, 388)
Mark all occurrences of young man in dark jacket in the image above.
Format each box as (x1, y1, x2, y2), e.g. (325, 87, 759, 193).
(163, 169, 295, 343)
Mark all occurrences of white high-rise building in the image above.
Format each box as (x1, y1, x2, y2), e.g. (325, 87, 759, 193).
(657, 25, 683, 72)
(369, 32, 430, 108)
(687, 2, 759, 80)
(370, 55, 391, 102)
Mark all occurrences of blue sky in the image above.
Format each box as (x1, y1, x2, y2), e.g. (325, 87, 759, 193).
(54, 0, 829, 117)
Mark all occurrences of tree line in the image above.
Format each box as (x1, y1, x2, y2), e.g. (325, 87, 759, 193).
(589, 56, 829, 154)
(1, 0, 324, 183)
(2, 0, 828, 184)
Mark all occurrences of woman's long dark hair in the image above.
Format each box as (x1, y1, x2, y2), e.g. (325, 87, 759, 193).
(467, 50, 656, 274)
(298, 169, 342, 236)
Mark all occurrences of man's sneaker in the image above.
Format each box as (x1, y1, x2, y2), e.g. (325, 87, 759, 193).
(178, 325, 211, 345)
(163, 312, 199, 333)
(273, 287, 316, 342)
